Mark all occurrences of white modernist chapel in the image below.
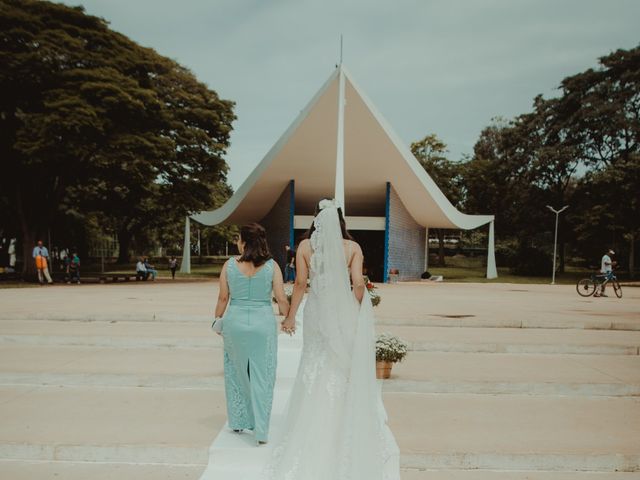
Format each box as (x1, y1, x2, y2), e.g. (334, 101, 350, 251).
(182, 66, 498, 281)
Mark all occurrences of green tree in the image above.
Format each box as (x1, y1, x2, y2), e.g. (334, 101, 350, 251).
(509, 97, 583, 272)
(463, 45, 640, 277)
(0, 0, 235, 273)
(464, 117, 555, 275)
(410, 133, 462, 266)
(560, 46, 640, 275)
(560, 46, 640, 168)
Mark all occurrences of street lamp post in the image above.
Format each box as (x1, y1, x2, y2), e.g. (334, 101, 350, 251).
(546, 205, 569, 285)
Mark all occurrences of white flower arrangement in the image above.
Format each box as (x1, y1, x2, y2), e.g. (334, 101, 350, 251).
(375, 333, 408, 363)
(284, 284, 294, 302)
(274, 284, 294, 304)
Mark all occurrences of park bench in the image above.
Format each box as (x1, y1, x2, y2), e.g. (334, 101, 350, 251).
(0, 271, 20, 282)
(98, 274, 147, 283)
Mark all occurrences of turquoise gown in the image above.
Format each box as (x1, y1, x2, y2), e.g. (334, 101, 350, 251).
(222, 258, 277, 442)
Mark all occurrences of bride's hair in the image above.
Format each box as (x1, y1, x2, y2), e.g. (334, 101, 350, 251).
(238, 223, 272, 266)
(304, 198, 353, 240)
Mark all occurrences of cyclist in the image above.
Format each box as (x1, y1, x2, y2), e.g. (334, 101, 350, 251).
(595, 249, 615, 297)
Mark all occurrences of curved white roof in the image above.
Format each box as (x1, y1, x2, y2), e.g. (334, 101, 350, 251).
(192, 66, 493, 230)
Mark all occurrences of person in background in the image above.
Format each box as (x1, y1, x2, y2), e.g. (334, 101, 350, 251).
(0, 238, 8, 272)
(284, 244, 296, 283)
(595, 249, 616, 297)
(169, 256, 178, 280)
(68, 251, 81, 284)
(144, 257, 158, 281)
(7, 238, 16, 273)
(32, 240, 53, 284)
(136, 257, 148, 280)
(59, 248, 69, 273)
(63, 252, 71, 283)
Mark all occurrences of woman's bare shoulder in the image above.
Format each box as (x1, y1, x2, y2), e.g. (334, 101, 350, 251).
(347, 239, 363, 254)
(298, 239, 311, 251)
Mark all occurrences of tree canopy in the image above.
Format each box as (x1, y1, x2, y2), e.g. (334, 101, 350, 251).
(0, 0, 236, 272)
(437, 44, 640, 276)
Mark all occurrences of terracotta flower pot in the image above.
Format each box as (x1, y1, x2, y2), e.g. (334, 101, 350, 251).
(376, 360, 393, 379)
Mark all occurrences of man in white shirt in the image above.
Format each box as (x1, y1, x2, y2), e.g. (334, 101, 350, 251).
(596, 249, 615, 297)
(136, 258, 148, 280)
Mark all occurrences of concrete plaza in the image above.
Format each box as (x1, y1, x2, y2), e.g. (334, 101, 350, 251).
(0, 281, 638, 479)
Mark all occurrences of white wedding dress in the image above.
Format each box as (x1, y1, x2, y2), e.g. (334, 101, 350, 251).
(265, 204, 400, 480)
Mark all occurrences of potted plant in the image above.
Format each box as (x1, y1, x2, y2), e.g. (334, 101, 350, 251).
(375, 333, 408, 379)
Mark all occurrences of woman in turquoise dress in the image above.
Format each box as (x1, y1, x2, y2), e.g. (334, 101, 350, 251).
(214, 223, 290, 445)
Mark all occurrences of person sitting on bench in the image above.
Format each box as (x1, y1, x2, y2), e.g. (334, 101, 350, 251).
(143, 257, 158, 281)
(136, 258, 148, 280)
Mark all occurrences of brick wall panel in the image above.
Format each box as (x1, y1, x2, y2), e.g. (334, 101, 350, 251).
(387, 186, 425, 281)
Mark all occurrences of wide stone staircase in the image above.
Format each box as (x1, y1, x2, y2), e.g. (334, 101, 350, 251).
(0, 282, 638, 479)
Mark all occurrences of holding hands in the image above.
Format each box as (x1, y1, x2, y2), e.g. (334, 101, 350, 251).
(281, 316, 296, 336)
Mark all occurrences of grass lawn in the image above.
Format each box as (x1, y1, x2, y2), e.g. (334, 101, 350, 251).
(427, 266, 587, 284)
(427, 255, 593, 285)
(2, 255, 636, 287)
(93, 262, 224, 279)
(0, 262, 224, 288)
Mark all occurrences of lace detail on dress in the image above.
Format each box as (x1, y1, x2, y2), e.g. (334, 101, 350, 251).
(309, 224, 326, 292)
(326, 370, 348, 402)
(223, 347, 253, 430)
(301, 337, 325, 394)
(263, 330, 277, 416)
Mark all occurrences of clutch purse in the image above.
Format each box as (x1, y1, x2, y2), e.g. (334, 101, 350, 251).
(211, 317, 223, 334)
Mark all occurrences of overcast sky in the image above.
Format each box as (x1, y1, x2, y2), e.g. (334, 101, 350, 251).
(62, 0, 639, 189)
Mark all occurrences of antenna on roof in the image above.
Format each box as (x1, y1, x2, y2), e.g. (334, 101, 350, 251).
(339, 34, 343, 66)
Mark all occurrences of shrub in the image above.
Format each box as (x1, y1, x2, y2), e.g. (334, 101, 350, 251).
(510, 246, 553, 276)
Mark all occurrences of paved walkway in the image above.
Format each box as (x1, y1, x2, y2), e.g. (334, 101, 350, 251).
(0, 281, 638, 479)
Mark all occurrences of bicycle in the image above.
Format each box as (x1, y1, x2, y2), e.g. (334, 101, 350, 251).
(576, 271, 622, 298)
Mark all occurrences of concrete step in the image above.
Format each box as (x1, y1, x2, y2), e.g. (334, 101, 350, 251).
(1, 386, 638, 472)
(3, 320, 640, 355)
(401, 471, 640, 479)
(2, 462, 637, 480)
(384, 326, 640, 355)
(373, 282, 640, 332)
(375, 315, 640, 331)
(0, 461, 203, 480)
(1, 346, 639, 396)
(0, 386, 222, 465)
(3, 372, 638, 397)
(2, 311, 638, 331)
(387, 351, 640, 396)
(1, 282, 638, 333)
(387, 392, 640, 472)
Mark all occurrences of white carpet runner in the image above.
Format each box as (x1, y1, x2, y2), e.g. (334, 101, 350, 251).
(198, 301, 305, 479)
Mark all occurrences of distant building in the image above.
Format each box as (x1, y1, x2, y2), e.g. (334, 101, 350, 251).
(182, 67, 496, 281)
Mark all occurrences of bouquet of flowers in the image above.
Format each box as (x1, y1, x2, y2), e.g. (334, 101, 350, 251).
(364, 276, 381, 307)
(284, 284, 293, 303)
(273, 284, 294, 304)
(375, 333, 408, 364)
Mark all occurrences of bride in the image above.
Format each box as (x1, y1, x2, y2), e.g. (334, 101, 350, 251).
(266, 198, 400, 479)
